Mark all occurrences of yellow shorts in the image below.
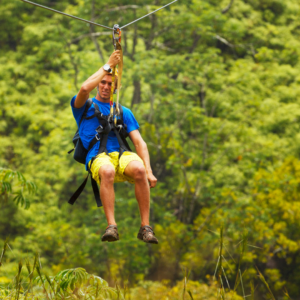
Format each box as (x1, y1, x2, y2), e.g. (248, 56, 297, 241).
(88, 151, 144, 185)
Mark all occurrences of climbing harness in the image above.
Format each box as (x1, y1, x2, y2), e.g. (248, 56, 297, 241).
(68, 99, 131, 207)
(21, 0, 178, 206)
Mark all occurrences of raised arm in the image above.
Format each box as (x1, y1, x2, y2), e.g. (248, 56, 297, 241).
(74, 50, 121, 108)
(129, 130, 157, 188)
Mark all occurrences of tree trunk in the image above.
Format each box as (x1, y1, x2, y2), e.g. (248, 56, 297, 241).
(131, 80, 141, 108)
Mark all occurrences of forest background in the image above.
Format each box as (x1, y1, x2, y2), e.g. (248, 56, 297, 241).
(1, 0, 300, 299)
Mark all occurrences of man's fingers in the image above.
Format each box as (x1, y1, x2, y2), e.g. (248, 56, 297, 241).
(149, 180, 157, 188)
(108, 57, 121, 68)
(113, 54, 121, 61)
(107, 50, 121, 67)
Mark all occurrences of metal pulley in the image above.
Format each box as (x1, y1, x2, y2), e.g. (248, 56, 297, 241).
(113, 24, 122, 50)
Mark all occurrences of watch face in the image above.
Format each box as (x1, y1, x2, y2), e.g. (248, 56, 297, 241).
(104, 64, 111, 71)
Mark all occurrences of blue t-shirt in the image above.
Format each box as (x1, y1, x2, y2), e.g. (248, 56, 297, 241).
(71, 96, 139, 169)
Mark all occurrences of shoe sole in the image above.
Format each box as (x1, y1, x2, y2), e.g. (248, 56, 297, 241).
(147, 240, 159, 244)
(102, 235, 119, 242)
(137, 234, 158, 244)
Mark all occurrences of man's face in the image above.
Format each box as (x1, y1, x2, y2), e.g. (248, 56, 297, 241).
(98, 74, 112, 100)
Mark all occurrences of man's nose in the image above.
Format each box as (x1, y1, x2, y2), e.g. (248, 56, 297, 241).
(104, 83, 111, 90)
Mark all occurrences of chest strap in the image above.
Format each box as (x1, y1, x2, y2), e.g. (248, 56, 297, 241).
(85, 102, 131, 160)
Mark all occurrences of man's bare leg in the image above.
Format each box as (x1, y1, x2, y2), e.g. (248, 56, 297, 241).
(99, 165, 117, 226)
(124, 161, 150, 227)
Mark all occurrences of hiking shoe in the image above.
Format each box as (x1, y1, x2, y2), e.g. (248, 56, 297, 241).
(137, 225, 159, 244)
(101, 225, 119, 242)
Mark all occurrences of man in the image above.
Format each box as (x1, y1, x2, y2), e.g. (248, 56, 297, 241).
(71, 50, 159, 244)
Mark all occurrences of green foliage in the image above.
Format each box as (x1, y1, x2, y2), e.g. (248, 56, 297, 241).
(0, 168, 37, 209)
(0, 243, 245, 300)
(0, 247, 117, 299)
(1, 267, 116, 299)
(1, 0, 300, 298)
(130, 279, 242, 300)
(34, 267, 116, 299)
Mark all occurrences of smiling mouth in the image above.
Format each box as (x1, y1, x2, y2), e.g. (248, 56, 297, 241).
(101, 93, 110, 99)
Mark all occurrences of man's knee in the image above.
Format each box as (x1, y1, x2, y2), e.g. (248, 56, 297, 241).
(132, 164, 146, 181)
(99, 166, 115, 183)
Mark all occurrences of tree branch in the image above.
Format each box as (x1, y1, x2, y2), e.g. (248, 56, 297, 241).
(145, 7, 157, 51)
(131, 9, 138, 60)
(189, 32, 201, 54)
(148, 92, 155, 123)
(123, 30, 128, 56)
(58, 26, 79, 90)
(153, 41, 175, 52)
(89, 27, 105, 63)
(215, 35, 234, 48)
(222, 0, 234, 14)
(215, 35, 258, 61)
(199, 82, 207, 115)
(71, 31, 123, 44)
(131, 80, 141, 108)
(98, 5, 139, 12)
(66, 42, 79, 90)
(90, 0, 104, 63)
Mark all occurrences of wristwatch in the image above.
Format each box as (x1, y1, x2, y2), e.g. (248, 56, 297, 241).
(103, 64, 112, 73)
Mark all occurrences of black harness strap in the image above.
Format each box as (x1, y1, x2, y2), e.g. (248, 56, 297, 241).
(68, 173, 90, 205)
(112, 127, 128, 157)
(81, 98, 94, 124)
(91, 177, 102, 207)
(68, 173, 102, 207)
(87, 137, 99, 152)
(68, 98, 94, 155)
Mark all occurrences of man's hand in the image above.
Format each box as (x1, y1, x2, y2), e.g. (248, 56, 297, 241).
(147, 172, 157, 188)
(107, 50, 121, 68)
(129, 129, 157, 188)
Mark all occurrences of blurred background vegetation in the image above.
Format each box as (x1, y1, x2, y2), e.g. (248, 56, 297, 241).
(1, 0, 300, 298)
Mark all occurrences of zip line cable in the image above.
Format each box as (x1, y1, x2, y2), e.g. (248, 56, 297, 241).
(120, 0, 177, 29)
(20, 0, 178, 30)
(20, 0, 112, 30)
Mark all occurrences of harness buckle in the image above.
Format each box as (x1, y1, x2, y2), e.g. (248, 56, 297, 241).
(95, 126, 103, 141)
